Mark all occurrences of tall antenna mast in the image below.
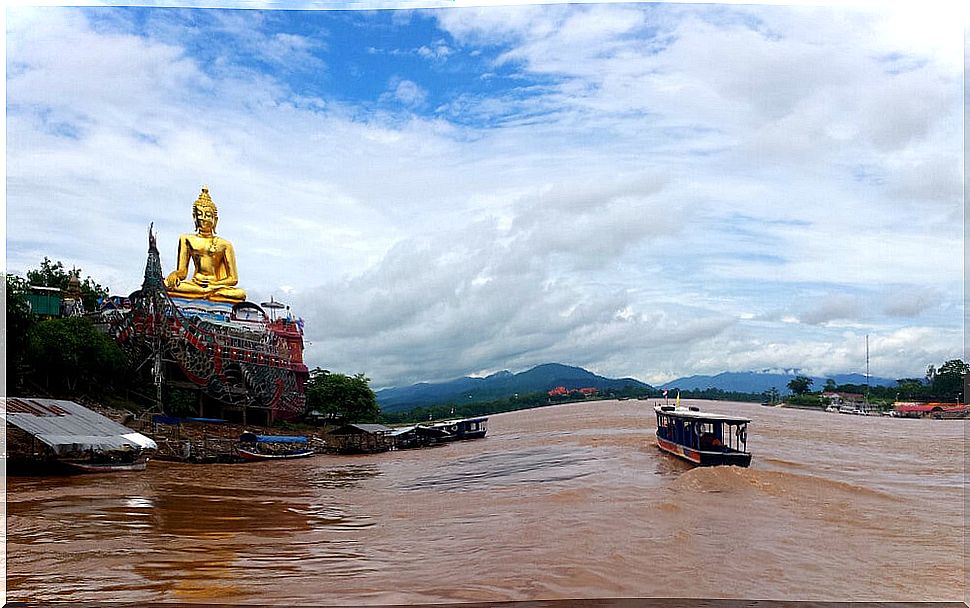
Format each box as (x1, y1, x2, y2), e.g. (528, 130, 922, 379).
(865, 334, 870, 405)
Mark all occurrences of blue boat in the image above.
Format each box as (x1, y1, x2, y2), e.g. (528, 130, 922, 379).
(237, 432, 315, 461)
(654, 405, 751, 467)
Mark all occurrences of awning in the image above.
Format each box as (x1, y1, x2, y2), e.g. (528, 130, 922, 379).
(239, 432, 307, 444)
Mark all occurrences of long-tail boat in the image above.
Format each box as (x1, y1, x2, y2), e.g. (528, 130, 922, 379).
(237, 432, 315, 460)
(654, 404, 751, 467)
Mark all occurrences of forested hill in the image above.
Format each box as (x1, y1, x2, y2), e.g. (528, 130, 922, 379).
(376, 363, 651, 413)
(376, 364, 906, 414)
(660, 371, 897, 395)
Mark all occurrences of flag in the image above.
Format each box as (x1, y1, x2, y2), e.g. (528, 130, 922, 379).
(663, 389, 668, 397)
(676, 391, 681, 407)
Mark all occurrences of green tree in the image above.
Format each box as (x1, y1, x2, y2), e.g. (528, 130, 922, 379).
(762, 387, 781, 404)
(158, 387, 198, 417)
(305, 368, 380, 423)
(787, 375, 814, 395)
(26, 316, 128, 396)
(5, 273, 34, 391)
(928, 359, 968, 401)
(26, 257, 109, 311)
(823, 379, 837, 392)
(895, 378, 927, 401)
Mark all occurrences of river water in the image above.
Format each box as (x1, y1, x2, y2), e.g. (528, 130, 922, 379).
(5, 399, 966, 604)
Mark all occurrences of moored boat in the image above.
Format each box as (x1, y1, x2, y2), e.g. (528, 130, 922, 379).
(62, 456, 149, 473)
(655, 405, 751, 467)
(420, 416, 489, 441)
(237, 432, 315, 461)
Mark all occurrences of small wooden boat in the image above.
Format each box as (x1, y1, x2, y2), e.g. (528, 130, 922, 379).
(655, 405, 751, 467)
(237, 432, 315, 461)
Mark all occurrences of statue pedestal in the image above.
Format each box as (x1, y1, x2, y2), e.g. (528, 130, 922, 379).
(170, 296, 236, 322)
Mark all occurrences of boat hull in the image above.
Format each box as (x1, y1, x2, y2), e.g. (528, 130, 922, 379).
(459, 430, 488, 440)
(657, 436, 751, 468)
(238, 448, 315, 461)
(61, 458, 149, 473)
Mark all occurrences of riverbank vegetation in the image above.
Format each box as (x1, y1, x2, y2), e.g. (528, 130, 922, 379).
(306, 368, 381, 424)
(7, 273, 132, 401)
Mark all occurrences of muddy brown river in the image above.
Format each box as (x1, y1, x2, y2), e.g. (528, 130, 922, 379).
(5, 399, 966, 603)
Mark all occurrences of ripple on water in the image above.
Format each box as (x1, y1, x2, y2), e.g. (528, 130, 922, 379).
(285, 504, 375, 530)
(306, 464, 381, 489)
(396, 445, 603, 492)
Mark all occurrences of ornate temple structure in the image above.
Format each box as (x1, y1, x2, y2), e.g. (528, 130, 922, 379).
(107, 188, 308, 424)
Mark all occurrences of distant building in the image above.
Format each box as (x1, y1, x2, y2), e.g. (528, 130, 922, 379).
(548, 386, 598, 399)
(24, 285, 63, 317)
(327, 423, 392, 454)
(822, 391, 864, 406)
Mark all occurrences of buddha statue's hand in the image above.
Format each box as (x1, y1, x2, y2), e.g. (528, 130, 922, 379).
(191, 274, 219, 290)
(164, 271, 185, 289)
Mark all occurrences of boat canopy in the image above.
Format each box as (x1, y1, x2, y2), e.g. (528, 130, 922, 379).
(239, 432, 307, 444)
(426, 416, 488, 428)
(655, 406, 750, 424)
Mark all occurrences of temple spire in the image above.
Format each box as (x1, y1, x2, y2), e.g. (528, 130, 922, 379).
(142, 223, 165, 291)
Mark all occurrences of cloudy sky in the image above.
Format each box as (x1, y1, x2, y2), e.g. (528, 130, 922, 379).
(5, 2, 964, 388)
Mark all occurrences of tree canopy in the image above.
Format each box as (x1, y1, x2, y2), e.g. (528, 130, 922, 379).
(787, 375, 814, 395)
(5, 274, 34, 391)
(926, 359, 968, 401)
(27, 316, 128, 396)
(26, 257, 109, 311)
(305, 368, 380, 424)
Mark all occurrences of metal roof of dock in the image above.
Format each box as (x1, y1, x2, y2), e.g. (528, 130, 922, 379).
(4, 397, 157, 454)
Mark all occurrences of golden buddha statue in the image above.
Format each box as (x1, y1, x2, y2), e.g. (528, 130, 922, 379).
(164, 187, 246, 303)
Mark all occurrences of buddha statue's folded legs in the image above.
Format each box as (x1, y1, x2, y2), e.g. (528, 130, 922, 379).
(165, 276, 247, 303)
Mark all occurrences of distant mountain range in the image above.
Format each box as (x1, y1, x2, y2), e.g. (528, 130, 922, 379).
(376, 363, 651, 413)
(376, 364, 902, 412)
(659, 370, 897, 395)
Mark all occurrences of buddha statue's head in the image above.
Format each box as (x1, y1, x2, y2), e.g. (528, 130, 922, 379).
(193, 187, 219, 234)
